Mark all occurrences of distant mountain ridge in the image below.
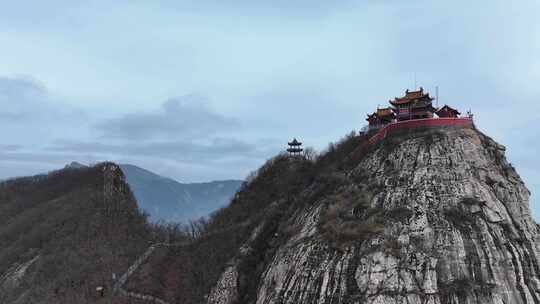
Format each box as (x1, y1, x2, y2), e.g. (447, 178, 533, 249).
(118, 164, 242, 223)
(60, 162, 242, 223)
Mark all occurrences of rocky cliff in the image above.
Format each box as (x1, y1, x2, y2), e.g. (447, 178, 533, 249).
(207, 127, 540, 304)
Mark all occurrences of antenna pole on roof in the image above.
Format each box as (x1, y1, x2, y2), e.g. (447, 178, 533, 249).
(436, 86, 439, 108)
(414, 72, 417, 90)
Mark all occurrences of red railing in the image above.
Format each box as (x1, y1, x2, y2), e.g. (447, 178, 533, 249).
(350, 117, 474, 162)
(367, 117, 474, 145)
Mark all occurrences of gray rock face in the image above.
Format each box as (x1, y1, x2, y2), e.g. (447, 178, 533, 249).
(208, 127, 540, 304)
(0, 255, 39, 293)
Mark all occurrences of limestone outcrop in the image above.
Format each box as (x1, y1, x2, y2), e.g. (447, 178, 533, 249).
(208, 127, 540, 304)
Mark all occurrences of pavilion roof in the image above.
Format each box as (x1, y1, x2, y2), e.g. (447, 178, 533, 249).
(288, 138, 302, 146)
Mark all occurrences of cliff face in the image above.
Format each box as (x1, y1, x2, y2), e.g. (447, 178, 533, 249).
(208, 127, 540, 304)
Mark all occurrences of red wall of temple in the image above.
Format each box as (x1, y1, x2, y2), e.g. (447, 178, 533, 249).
(367, 117, 473, 145)
(350, 118, 473, 162)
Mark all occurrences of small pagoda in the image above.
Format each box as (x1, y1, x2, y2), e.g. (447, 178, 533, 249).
(287, 138, 303, 157)
(436, 105, 460, 118)
(366, 107, 395, 130)
(390, 87, 436, 121)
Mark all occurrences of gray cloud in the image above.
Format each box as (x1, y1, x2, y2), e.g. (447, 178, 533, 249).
(0, 76, 49, 120)
(0, 145, 22, 152)
(0, 76, 278, 182)
(97, 95, 238, 140)
(0, 76, 85, 122)
(50, 137, 275, 162)
(0, 150, 86, 164)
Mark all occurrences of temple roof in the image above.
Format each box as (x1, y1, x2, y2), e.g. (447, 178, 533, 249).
(390, 87, 434, 106)
(367, 107, 395, 120)
(403, 89, 425, 99)
(411, 100, 435, 109)
(377, 107, 395, 117)
(436, 105, 461, 115)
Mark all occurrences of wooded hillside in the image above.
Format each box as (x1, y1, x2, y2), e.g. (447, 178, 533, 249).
(0, 163, 152, 303)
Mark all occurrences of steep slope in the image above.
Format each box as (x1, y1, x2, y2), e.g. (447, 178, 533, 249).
(120, 164, 242, 223)
(0, 163, 152, 304)
(205, 127, 540, 304)
(120, 132, 367, 303)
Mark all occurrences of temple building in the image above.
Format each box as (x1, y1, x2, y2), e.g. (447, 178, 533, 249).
(287, 138, 303, 157)
(362, 87, 467, 136)
(436, 105, 460, 118)
(390, 87, 436, 121)
(366, 107, 395, 130)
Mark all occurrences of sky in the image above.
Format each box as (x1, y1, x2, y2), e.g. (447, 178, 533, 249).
(1, 1, 539, 220)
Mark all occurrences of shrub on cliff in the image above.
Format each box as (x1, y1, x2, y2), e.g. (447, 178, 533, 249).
(318, 187, 384, 247)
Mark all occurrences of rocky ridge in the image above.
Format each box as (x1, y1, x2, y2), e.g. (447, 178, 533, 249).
(208, 127, 540, 304)
(0, 162, 152, 303)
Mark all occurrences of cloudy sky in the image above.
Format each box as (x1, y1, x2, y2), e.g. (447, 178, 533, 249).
(1, 1, 539, 219)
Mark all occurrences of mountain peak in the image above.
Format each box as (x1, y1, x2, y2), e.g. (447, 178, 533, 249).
(204, 126, 540, 304)
(118, 164, 242, 223)
(64, 161, 87, 169)
(0, 162, 151, 303)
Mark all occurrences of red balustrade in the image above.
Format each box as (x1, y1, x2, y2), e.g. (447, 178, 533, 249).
(350, 118, 474, 162)
(368, 117, 474, 145)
